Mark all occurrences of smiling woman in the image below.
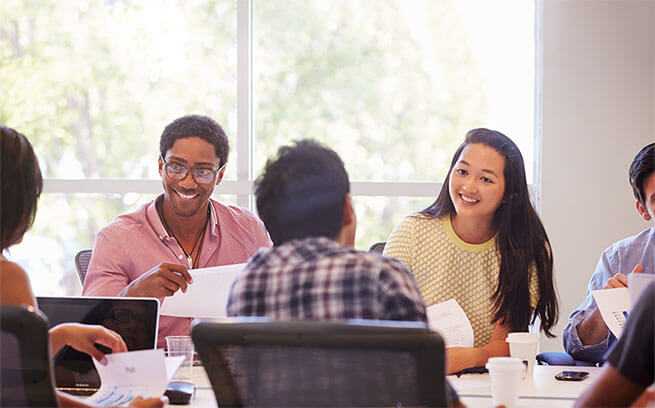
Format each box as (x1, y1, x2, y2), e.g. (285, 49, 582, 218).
(384, 128, 558, 375)
(448, 143, 506, 242)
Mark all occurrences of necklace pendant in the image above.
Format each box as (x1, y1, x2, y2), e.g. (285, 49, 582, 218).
(187, 255, 193, 269)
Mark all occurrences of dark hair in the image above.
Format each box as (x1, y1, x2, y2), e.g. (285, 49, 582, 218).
(422, 128, 559, 336)
(629, 143, 655, 205)
(1, 126, 43, 251)
(255, 139, 350, 245)
(159, 115, 229, 166)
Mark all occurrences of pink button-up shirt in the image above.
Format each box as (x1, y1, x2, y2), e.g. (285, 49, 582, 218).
(82, 197, 272, 347)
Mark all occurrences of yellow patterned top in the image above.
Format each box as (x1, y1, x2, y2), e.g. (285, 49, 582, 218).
(384, 214, 539, 347)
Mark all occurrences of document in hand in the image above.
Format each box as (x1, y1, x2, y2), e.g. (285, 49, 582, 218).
(592, 288, 630, 338)
(85, 349, 184, 407)
(426, 299, 474, 347)
(628, 273, 655, 304)
(160, 263, 246, 318)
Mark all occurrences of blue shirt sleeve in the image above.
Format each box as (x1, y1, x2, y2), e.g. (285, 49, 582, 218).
(562, 249, 616, 363)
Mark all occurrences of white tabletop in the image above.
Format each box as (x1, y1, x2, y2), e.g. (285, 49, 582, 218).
(187, 364, 601, 407)
(189, 388, 217, 408)
(188, 367, 215, 407)
(449, 365, 601, 400)
(460, 395, 578, 408)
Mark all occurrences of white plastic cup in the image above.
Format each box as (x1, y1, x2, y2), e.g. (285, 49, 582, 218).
(486, 357, 524, 408)
(166, 335, 195, 381)
(506, 332, 539, 379)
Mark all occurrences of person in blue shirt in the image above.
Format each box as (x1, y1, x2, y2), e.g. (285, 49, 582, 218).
(563, 142, 655, 363)
(575, 282, 655, 407)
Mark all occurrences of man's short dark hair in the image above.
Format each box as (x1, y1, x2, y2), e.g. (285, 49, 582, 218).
(255, 139, 350, 245)
(1, 126, 43, 251)
(159, 115, 229, 166)
(629, 143, 655, 205)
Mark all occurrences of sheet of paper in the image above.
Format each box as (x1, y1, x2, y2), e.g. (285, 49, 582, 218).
(86, 349, 184, 407)
(160, 263, 245, 318)
(628, 273, 655, 305)
(592, 288, 630, 338)
(426, 299, 474, 348)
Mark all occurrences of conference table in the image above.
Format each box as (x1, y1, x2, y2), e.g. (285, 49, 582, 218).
(184, 364, 601, 407)
(451, 365, 602, 407)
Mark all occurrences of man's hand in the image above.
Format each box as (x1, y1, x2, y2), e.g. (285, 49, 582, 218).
(121, 263, 193, 298)
(604, 273, 628, 288)
(631, 263, 644, 277)
(578, 263, 645, 346)
(50, 323, 127, 364)
(603, 264, 643, 289)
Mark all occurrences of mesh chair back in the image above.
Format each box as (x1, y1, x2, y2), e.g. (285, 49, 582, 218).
(368, 242, 386, 253)
(192, 319, 446, 407)
(1, 306, 58, 407)
(75, 249, 93, 284)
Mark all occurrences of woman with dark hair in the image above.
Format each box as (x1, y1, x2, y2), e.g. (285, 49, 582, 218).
(384, 128, 558, 374)
(0, 126, 165, 408)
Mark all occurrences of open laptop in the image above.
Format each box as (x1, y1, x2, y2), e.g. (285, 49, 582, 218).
(37, 296, 159, 396)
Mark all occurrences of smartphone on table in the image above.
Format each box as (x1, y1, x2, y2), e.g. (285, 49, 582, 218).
(555, 370, 589, 381)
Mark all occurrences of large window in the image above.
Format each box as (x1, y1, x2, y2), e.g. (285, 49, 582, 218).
(1, 0, 535, 295)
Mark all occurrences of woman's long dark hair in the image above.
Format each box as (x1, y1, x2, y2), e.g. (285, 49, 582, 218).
(1, 126, 43, 251)
(422, 128, 558, 336)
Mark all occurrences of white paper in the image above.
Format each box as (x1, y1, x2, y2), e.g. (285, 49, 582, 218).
(86, 349, 184, 407)
(592, 288, 630, 338)
(426, 299, 475, 347)
(628, 273, 655, 305)
(160, 263, 245, 318)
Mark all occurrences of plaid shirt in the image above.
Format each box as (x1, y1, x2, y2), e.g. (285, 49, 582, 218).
(227, 237, 427, 322)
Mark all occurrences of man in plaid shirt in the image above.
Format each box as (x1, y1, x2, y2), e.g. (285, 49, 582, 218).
(226, 139, 460, 407)
(226, 139, 426, 321)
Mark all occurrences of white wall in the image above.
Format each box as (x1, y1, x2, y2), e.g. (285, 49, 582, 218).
(539, 0, 654, 351)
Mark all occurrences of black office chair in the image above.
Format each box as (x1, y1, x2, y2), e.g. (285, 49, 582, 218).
(192, 319, 448, 407)
(368, 241, 386, 253)
(1, 305, 58, 407)
(74, 249, 93, 285)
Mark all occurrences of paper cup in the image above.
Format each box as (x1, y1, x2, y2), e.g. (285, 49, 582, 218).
(486, 357, 523, 408)
(506, 332, 539, 379)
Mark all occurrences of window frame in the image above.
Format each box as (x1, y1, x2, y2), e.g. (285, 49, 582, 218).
(41, 0, 535, 212)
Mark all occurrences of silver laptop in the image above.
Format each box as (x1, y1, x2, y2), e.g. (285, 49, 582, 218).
(37, 296, 159, 396)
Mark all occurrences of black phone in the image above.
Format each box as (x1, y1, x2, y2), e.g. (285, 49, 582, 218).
(555, 370, 589, 381)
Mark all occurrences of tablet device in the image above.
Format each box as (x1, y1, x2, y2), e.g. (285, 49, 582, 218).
(37, 296, 159, 395)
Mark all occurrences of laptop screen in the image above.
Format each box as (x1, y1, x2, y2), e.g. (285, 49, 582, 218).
(37, 296, 159, 392)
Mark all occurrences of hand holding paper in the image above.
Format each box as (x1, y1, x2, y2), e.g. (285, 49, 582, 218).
(160, 263, 245, 318)
(86, 349, 185, 407)
(592, 288, 630, 338)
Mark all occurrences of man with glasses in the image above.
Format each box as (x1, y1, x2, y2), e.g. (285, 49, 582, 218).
(83, 115, 271, 346)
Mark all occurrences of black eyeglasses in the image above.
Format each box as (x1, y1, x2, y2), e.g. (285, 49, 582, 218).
(161, 156, 225, 184)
